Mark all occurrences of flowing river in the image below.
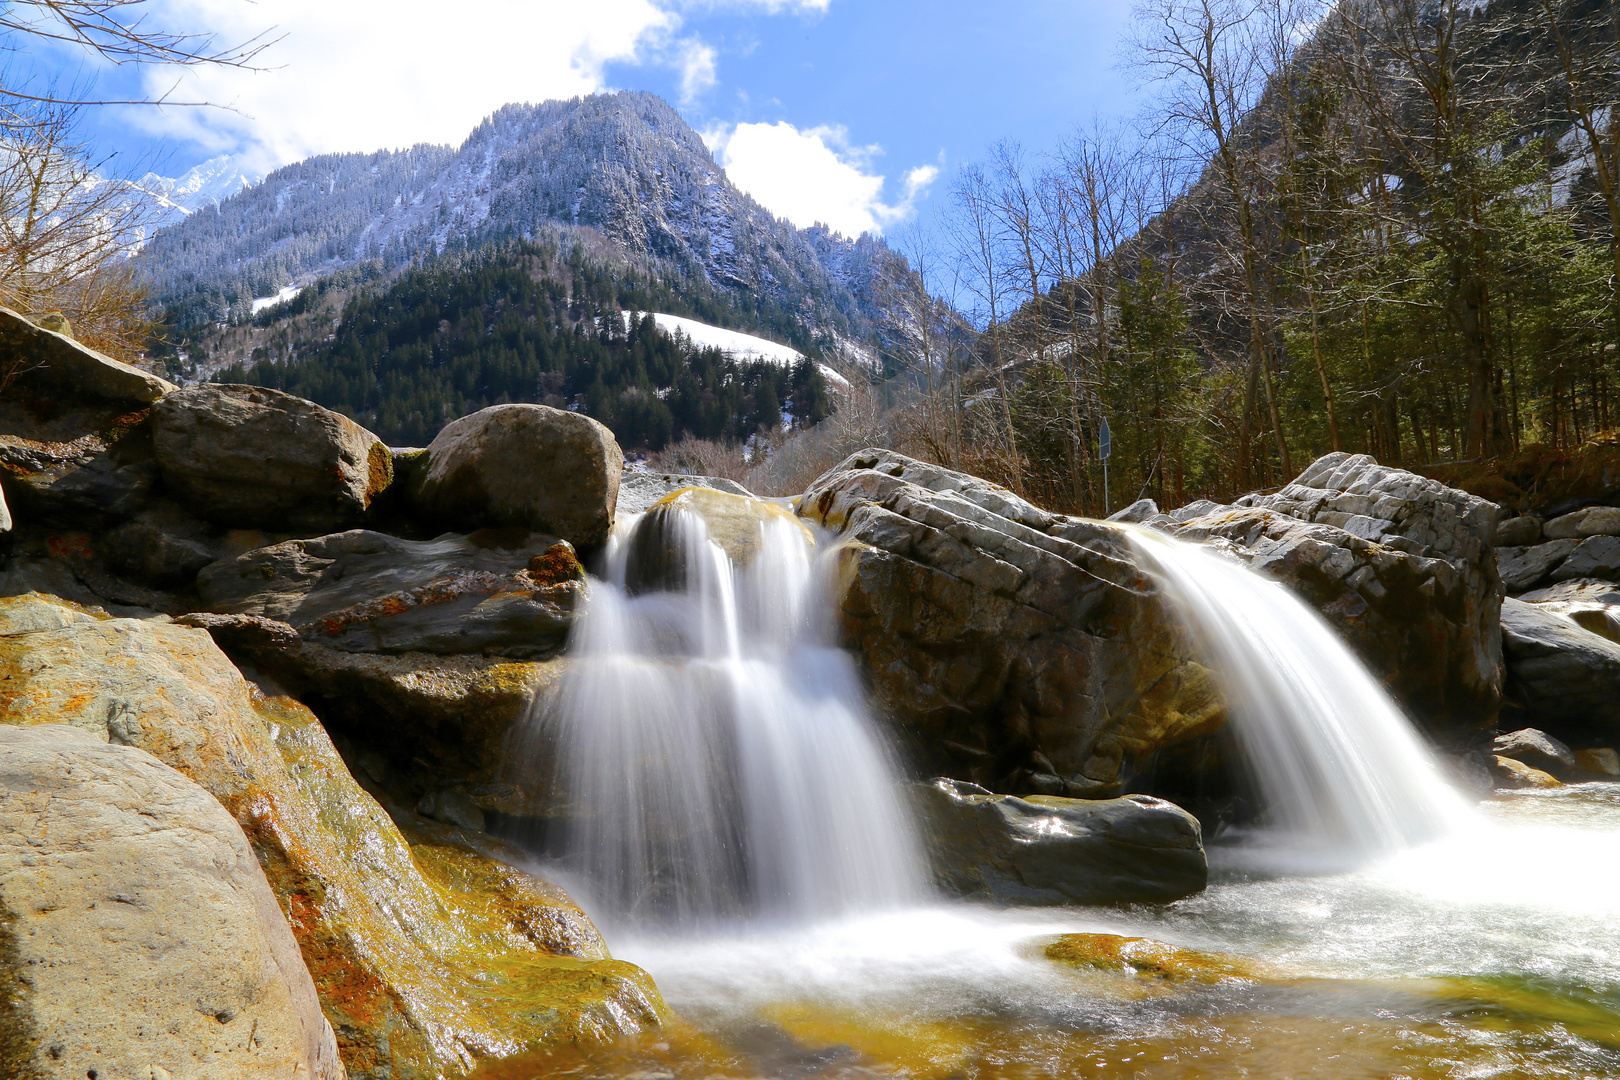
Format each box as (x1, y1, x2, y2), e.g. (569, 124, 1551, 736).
(489, 500, 1620, 1080)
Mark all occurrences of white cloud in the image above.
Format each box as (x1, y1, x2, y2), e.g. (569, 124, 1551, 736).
(705, 121, 936, 237)
(124, 0, 683, 172)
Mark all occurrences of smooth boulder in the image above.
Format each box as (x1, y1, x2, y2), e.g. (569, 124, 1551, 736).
(1493, 515, 1543, 547)
(415, 404, 622, 548)
(911, 778, 1207, 905)
(0, 593, 665, 1079)
(1499, 597, 1620, 742)
(197, 528, 583, 657)
(1543, 505, 1620, 540)
(0, 724, 342, 1080)
(153, 384, 392, 532)
(1491, 728, 1576, 777)
(0, 306, 175, 408)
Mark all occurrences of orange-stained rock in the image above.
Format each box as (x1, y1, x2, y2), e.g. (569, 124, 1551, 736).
(0, 592, 665, 1080)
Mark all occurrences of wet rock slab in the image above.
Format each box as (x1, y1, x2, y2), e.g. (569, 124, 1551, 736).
(910, 778, 1207, 906)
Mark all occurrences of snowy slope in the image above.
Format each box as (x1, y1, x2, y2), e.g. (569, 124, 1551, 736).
(630, 312, 850, 387)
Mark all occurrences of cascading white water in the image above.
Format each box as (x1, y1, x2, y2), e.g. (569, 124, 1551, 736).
(1124, 525, 1471, 865)
(529, 503, 926, 929)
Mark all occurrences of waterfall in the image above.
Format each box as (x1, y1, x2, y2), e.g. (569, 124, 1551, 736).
(526, 500, 926, 929)
(1124, 526, 1470, 866)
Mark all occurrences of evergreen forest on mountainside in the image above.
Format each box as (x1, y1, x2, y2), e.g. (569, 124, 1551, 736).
(205, 241, 832, 449)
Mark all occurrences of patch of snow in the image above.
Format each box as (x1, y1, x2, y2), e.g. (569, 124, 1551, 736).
(626, 311, 850, 387)
(251, 285, 304, 314)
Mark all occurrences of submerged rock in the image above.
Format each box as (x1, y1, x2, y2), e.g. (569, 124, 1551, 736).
(1160, 452, 1503, 735)
(197, 528, 582, 657)
(910, 778, 1207, 906)
(1499, 597, 1620, 743)
(1038, 932, 1258, 982)
(800, 449, 1224, 798)
(414, 404, 622, 549)
(153, 385, 392, 532)
(0, 724, 344, 1080)
(0, 592, 665, 1079)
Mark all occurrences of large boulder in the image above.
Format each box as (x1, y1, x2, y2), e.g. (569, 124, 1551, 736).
(1499, 596, 1620, 744)
(153, 385, 393, 532)
(1156, 452, 1503, 736)
(1550, 534, 1620, 583)
(0, 724, 343, 1080)
(1498, 540, 1581, 592)
(0, 593, 665, 1079)
(799, 449, 1224, 799)
(1543, 505, 1620, 540)
(910, 779, 1207, 905)
(414, 404, 622, 549)
(197, 528, 583, 657)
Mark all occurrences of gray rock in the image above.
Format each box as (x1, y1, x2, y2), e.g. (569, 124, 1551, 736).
(1107, 498, 1161, 524)
(1550, 535, 1620, 583)
(800, 449, 1223, 798)
(910, 778, 1207, 906)
(0, 724, 343, 1080)
(154, 384, 392, 532)
(417, 789, 487, 832)
(617, 468, 754, 516)
(1575, 747, 1620, 776)
(1498, 539, 1580, 592)
(198, 528, 583, 656)
(0, 306, 175, 407)
(1494, 515, 1543, 547)
(1160, 453, 1504, 732)
(1492, 727, 1577, 776)
(415, 404, 623, 548)
(1543, 505, 1620, 540)
(101, 502, 219, 586)
(174, 611, 302, 651)
(1500, 597, 1620, 740)
(1517, 578, 1620, 644)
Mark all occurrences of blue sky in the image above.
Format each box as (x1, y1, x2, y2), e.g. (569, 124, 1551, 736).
(52, 0, 1143, 239)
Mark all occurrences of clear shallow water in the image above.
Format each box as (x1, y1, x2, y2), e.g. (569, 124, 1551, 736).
(486, 785, 1620, 1079)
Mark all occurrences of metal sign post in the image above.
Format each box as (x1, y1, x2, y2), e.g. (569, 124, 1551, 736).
(1099, 416, 1112, 515)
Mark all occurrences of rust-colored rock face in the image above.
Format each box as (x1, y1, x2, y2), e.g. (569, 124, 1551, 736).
(0, 592, 665, 1080)
(799, 450, 1224, 799)
(0, 724, 345, 1080)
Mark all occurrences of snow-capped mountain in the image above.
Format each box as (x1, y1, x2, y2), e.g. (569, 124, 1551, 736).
(137, 155, 262, 227)
(139, 93, 902, 344)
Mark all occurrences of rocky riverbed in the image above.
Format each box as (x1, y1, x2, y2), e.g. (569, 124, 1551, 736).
(4, 307, 1620, 1078)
